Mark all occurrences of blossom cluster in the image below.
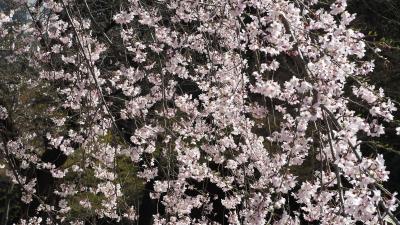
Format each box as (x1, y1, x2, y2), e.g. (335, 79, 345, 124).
(0, 0, 399, 224)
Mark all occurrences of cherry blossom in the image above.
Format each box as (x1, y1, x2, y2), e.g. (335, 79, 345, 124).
(1, 0, 399, 224)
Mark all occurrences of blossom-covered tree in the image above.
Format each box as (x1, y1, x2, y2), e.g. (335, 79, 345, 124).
(0, 0, 399, 224)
